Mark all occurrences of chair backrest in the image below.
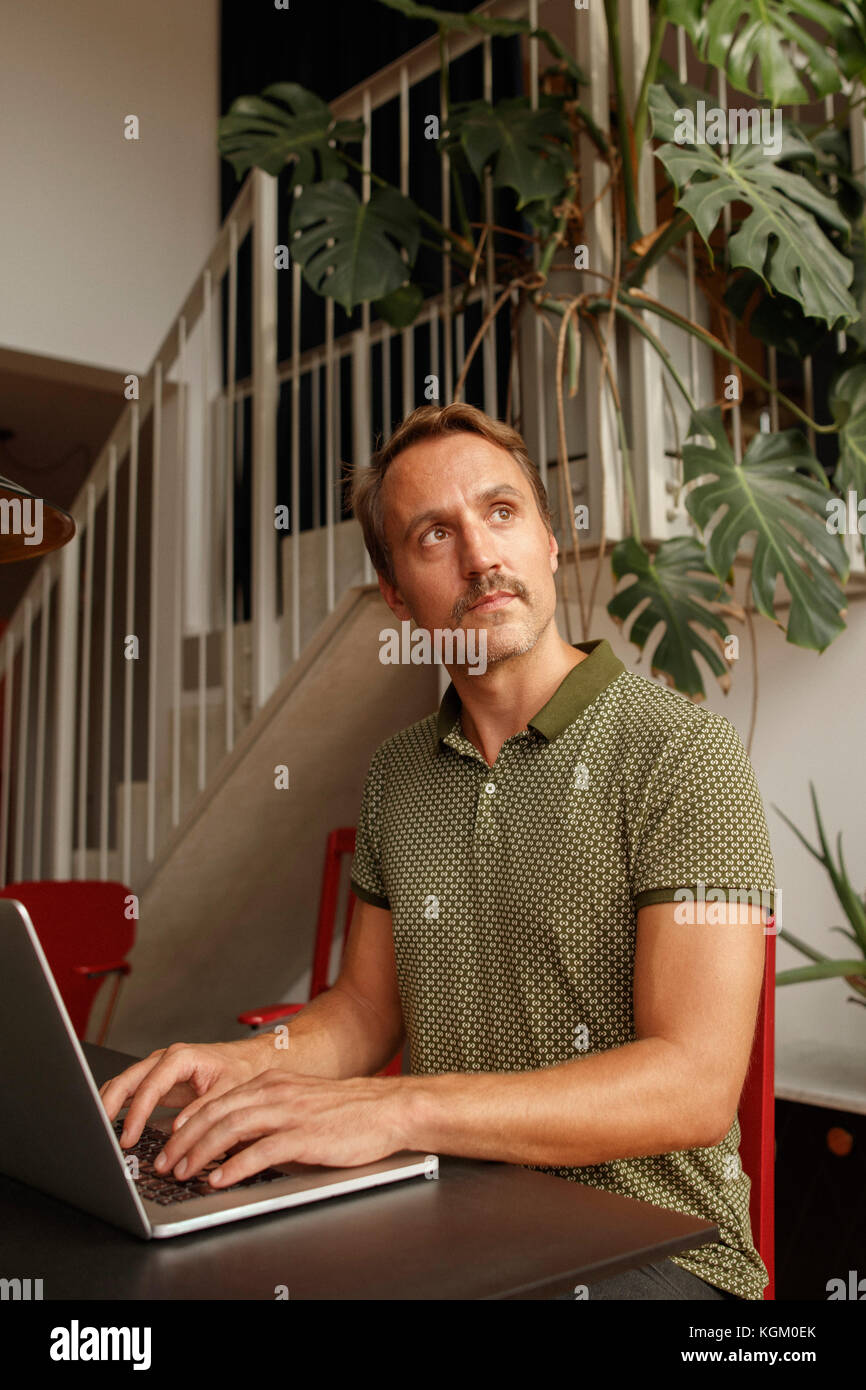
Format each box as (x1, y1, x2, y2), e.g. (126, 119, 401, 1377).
(737, 922, 776, 1300)
(309, 828, 358, 1000)
(0, 880, 136, 1040)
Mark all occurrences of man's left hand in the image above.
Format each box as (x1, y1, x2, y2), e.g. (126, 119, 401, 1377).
(152, 1068, 410, 1186)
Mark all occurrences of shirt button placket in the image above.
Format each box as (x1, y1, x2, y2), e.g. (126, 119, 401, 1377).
(479, 763, 503, 837)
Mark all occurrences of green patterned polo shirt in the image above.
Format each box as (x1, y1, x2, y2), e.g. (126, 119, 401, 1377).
(349, 637, 776, 1300)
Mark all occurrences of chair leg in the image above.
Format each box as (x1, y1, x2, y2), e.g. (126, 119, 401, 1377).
(94, 974, 126, 1047)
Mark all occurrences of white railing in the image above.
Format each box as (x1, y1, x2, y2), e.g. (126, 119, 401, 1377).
(1, 0, 861, 895)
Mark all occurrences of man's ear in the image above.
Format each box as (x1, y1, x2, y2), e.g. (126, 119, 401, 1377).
(549, 526, 559, 573)
(378, 570, 410, 621)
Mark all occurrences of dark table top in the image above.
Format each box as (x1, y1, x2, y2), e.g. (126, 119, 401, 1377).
(0, 1042, 719, 1300)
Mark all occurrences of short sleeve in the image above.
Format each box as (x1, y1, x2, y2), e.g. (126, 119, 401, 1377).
(349, 744, 391, 910)
(631, 714, 776, 916)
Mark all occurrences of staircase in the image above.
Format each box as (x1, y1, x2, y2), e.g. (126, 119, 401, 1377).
(109, 581, 438, 1055)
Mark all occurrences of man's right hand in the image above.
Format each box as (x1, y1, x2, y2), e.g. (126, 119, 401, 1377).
(98, 1036, 277, 1149)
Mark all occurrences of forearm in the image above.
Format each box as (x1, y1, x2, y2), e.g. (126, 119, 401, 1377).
(244, 982, 403, 1080)
(398, 1038, 724, 1166)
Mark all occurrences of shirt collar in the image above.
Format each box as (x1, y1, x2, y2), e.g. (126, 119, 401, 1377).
(436, 639, 625, 748)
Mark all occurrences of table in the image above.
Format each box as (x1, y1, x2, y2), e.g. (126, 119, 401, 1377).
(0, 1042, 720, 1299)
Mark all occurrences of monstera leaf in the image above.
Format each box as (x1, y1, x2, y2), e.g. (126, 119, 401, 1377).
(682, 406, 849, 651)
(844, 224, 866, 351)
(829, 365, 866, 559)
(519, 198, 560, 239)
(443, 97, 573, 211)
(218, 82, 364, 186)
(666, 0, 866, 106)
(647, 85, 857, 330)
(289, 181, 420, 315)
(373, 282, 424, 330)
(607, 535, 740, 699)
(830, 364, 866, 493)
(723, 270, 830, 358)
(375, 0, 585, 84)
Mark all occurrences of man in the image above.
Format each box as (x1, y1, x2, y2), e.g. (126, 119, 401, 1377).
(100, 402, 776, 1300)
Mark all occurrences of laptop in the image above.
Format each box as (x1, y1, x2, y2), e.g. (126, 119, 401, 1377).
(0, 897, 438, 1238)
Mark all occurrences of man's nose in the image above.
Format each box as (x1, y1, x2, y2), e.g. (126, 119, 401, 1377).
(457, 519, 502, 574)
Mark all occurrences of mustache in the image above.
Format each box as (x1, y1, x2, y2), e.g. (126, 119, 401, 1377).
(455, 579, 526, 619)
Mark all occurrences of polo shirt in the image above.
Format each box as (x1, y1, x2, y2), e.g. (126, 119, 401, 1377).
(349, 637, 777, 1300)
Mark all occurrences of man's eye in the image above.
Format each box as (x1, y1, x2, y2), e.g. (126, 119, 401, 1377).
(420, 506, 514, 545)
(420, 526, 447, 546)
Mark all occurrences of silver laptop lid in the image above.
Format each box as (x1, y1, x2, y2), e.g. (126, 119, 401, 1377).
(0, 897, 438, 1241)
(0, 897, 151, 1237)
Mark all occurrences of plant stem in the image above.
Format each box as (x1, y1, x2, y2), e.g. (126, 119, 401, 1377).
(450, 161, 474, 248)
(633, 0, 668, 157)
(603, 338, 641, 547)
(600, 299, 697, 411)
(538, 208, 570, 281)
(572, 103, 611, 158)
(603, 0, 642, 246)
(545, 296, 642, 547)
(623, 210, 693, 288)
(600, 289, 839, 436)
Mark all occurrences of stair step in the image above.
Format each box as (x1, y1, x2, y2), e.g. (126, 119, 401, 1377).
(279, 521, 368, 663)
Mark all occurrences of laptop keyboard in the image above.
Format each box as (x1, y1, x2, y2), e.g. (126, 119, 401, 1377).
(113, 1118, 287, 1205)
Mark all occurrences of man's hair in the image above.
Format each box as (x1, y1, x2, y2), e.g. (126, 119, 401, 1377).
(349, 403, 553, 587)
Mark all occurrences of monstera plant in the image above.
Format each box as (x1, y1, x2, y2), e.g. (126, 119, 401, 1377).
(217, 0, 866, 714)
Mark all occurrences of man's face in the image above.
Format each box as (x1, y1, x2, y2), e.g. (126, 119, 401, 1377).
(377, 431, 559, 668)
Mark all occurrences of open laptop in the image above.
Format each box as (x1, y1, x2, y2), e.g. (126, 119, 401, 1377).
(0, 897, 438, 1238)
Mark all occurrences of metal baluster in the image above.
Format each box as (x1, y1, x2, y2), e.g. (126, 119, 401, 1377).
(14, 600, 31, 882)
(147, 363, 162, 861)
(325, 296, 335, 615)
(100, 445, 117, 879)
(53, 521, 79, 879)
(199, 269, 212, 792)
(77, 483, 96, 878)
(33, 564, 51, 877)
(251, 168, 279, 712)
(0, 630, 14, 886)
(122, 402, 139, 882)
(482, 36, 497, 418)
(172, 318, 187, 827)
(225, 221, 238, 753)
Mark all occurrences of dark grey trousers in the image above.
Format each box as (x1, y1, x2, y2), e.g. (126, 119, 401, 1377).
(553, 1257, 740, 1300)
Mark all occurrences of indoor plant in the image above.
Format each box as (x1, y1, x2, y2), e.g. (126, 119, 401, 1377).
(217, 0, 866, 718)
(773, 784, 866, 1010)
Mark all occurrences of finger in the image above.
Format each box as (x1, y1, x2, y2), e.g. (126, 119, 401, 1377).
(119, 1050, 199, 1147)
(202, 1129, 287, 1188)
(98, 1053, 166, 1123)
(158, 1102, 285, 1180)
(159, 1073, 287, 1163)
(170, 1077, 245, 1134)
(154, 1090, 242, 1173)
(158, 1070, 307, 1171)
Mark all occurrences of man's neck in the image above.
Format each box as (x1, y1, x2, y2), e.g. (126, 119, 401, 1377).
(449, 630, 589, 768)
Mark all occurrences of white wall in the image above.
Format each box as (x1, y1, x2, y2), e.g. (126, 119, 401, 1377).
(0, 0, 220, 372)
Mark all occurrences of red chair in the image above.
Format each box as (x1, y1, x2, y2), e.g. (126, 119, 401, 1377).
(238, 828, 403, 1077)
(0, 879, 136, 1044)
(737, 917, 776, 1300)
